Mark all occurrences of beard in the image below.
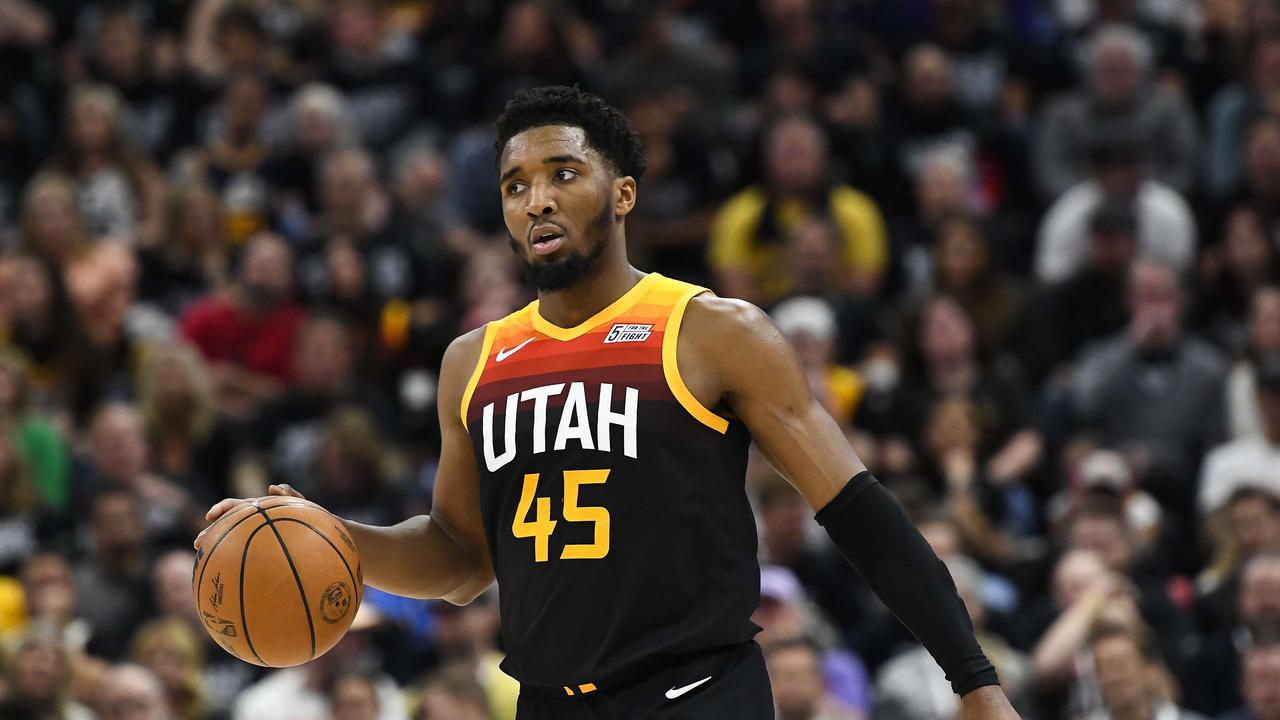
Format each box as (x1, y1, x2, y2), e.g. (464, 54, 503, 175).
(510, 202, 614, 292)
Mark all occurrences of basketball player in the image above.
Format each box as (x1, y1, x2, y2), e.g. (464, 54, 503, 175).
(198, 86, 1020, 719)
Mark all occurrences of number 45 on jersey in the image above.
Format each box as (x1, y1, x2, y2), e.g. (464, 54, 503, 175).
(513, 469, 611, 562)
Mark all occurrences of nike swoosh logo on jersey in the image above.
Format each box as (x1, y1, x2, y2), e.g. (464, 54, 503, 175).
(664, 675, 712, 700)
(495, 338, 536, 362)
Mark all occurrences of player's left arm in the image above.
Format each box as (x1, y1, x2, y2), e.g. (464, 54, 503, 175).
(682, 295, 1019, 719)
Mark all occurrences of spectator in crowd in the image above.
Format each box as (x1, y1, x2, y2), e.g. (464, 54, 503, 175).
(878, 295, 1042, 508)
(1196, 488, 1280, 637)
(330, 674, 379, 720)
(137, 340, 230, 491)
(1198, 212, 1280, 358)
(136, 342, 233, 503)
(183, 2, 270, 85)
(709, 114, 887, 304)
(883, 42, 1025, 225)
(1063, 493, 1194, 668)
(1187, 552, 1280, 715)
(179, 232, 305, 420)
(0, 425, 41, 573)
(136, 182, 230, 319)
(65, 241, 141, 396)
(47, 83, 165, 246)
(1048, 449, 1164, 558)
(0, 627, 95, 720)
(1201, 354, 1280, 516)
(458, 248, 525, 333)
(1225, 288, 1280, 441)
(0, 349, 68, 516)
(385, 141, 467, 306)
(1221, 642, 1280, 720)
(1029, 549, 1153, 716)
(233, 605, 406, 720)
(1033, 24, 1199, 200)
(926, 215, 1029, 361)
(416, 663, 489, 720)
(426, 591, 517, 720)
(1044, 198, 1140, 371)
(131, 619, 208, 720)
(296, 148, 418, 309)
(202, 73, 271, 192)
(232, 313, 392, 497)
(1071, 258, 1226, 518)
(753, 565, 871, 715)
(875, 555, 1031, 720)
(83, 3, 184, 163)
(1084, 622, 1205, 720)
(309, 408, 405, 527)
(102, 663, 177, 720)
(74, 488, 155, 661)
(771, 297, 865, 429)
(1036, 129, 1195, 285)
(1, 251, 103, 425)
(149, 551, 195, 627)
(14, 552, 88, 652)
(148, 549, 256, 718)
(319, 0, 420, 152)
(1231, 115, 1280, 234)
(76, 402, 198, 545)
(765, 635, 863, 720)
(18, 172, 88, 266)
(615, 89, 724, 287)
(1205, 35, 1280, 200)
(268, 83, 360, 221)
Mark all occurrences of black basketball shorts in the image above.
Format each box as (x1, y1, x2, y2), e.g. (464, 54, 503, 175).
(514, 642, 774, 719)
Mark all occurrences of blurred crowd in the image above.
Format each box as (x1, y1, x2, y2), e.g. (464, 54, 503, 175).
(1, 0, 1279, 718)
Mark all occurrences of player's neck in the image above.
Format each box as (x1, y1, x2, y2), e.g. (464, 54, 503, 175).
(536, 257, 645, 330)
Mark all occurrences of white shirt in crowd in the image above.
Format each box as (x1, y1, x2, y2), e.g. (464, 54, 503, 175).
(1199, 435, 1280, 514)
(1035, 179, 1195, 284)
(233, 668, 407, 720)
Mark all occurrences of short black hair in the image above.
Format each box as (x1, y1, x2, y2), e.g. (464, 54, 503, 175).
(493, 86, 646, 181)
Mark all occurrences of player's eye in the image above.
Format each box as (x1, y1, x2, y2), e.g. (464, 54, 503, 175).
(554, 168, 578, 182)
(506, 181, 526, 196)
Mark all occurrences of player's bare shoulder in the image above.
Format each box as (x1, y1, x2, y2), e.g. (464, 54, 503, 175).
(680, 294, 795, 398)
(683, 294, 788, 362)
(437, 325, 490, 419)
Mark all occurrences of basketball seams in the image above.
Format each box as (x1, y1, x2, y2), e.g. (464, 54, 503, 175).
(194, 505, 263, 628)
(269, 517, 361, 612)
(238, 522, 274, 666)
(251, 502, 318, 661)
(194, 503, 259, 593)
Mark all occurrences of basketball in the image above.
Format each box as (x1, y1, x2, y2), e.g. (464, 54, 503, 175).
(192, 496, 363, 667)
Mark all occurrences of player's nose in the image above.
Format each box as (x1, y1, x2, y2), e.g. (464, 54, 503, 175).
(524, 184, 557, 218)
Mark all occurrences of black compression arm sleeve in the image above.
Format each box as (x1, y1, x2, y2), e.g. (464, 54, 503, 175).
(815, 471, 999, 696)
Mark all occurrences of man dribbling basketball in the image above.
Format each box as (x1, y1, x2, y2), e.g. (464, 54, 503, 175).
(198, 86, 1022, 720)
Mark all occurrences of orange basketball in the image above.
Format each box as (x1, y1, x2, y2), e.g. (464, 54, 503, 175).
(192, 496, 363, 667)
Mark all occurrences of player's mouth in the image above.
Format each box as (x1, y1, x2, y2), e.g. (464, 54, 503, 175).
(530, 224, 566, 256)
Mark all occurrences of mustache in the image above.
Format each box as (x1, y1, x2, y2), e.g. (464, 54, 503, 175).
(528, 221, 566, 243)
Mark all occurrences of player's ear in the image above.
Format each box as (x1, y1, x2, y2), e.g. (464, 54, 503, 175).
(613, 176, 637, 218)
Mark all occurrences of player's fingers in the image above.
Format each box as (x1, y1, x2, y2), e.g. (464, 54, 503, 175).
(269, 484, 305, 499)
(205, 497, 246, 522)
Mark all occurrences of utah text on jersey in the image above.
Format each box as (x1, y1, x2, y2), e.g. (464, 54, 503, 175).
(480, 381, 638, 472)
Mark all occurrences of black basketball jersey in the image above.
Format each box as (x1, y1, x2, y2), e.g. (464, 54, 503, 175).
(461, 273, 759, 696)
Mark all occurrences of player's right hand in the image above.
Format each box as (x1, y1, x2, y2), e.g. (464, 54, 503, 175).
(194, 484, 307, 551)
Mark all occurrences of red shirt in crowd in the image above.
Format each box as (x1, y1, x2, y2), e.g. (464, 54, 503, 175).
(179, 296, 305, 382)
